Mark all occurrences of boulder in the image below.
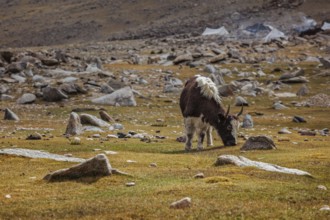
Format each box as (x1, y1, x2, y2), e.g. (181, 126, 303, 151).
(293, 116, 306, 123)
(26, 133, 42, 140)
(80, 113, 110, 127)
(91, 86, 137, 106)
(240, 136, 276, 151)
(281, 76, 309, 84)
(17, 93, 36, 104)
(42, 86, 68, 102)
(273, 102, 289, 110)
(65, 112, 83, 135)
(100, 83, 115, 94)
(43, 154, 112, 182)
(4, 108, 19, 121)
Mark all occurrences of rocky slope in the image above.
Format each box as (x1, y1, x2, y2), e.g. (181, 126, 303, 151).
(0, 0, 329, 48)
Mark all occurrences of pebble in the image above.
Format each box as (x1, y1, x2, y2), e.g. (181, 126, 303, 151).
(70, 137, 81, 145)
(104, 150, 118, 155)
(278, 128, 292, 134)
(126, 182, 136, 187)
(320, 205, 330, 211)
(127, 160, 137, 163)
(149, 162, 157, 167)
(92, 134, 101, 138)
(170, 197, 192, 209)
(5, 194, 11, 199)
(193, 173, 205, 179)
(317, 185, 327, 191)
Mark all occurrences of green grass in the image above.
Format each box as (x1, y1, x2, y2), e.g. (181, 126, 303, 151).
(0, 61, 330, 219)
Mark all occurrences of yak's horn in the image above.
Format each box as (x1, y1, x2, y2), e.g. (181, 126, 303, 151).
(225, 105, 230, 118)
(237, 105, 244, 117)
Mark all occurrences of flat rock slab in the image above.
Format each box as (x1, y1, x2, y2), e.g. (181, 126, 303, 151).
(215, 155, 312, 177)
(0, 148, 85, 163)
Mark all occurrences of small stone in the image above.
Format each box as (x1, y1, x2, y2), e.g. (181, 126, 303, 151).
(127, 160, 137, 163)
(106, 134, 118, 139)
(320, 205, 330, 211)
(278, 138, 290, 142)
(235, 96, 249, 106)
(149, 163, 157, 167)
(126, 182, 135, 187)
(17, 93, 36, 104)
(273, 102, 289, 110)
(70, 137, 81, 145)
(298, 130, 316, 136)
(99, 110, 114, 122)
(278, 128, 292, 134)
(26, 133, 42, 140)
(5, 194, 11, 199)
(317, 185, 327, 191)
(193, 173, 205, 179)
(176, 136, 186, 143)
(293, 116, 306, 123)
(170, 197, 192, 209)
(242, 114, 253, 128)
(104, 150, 118, 155)
(92, 134, 101, 138)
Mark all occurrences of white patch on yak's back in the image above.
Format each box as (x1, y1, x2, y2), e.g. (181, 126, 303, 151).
(195, 75, 221, 104)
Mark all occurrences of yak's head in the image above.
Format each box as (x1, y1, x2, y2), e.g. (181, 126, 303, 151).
(215, 106, 243, 146)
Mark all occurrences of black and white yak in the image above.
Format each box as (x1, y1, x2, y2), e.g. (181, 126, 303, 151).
(180, 75, 243, 150)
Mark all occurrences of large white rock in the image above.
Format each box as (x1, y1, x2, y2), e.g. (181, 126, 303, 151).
(202, 27, 229, 36)
(91, 86, 137, 106)
(215, 155, 312, 177)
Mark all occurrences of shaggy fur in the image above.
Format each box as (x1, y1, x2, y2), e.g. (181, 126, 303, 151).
(195, 75, 222, 104)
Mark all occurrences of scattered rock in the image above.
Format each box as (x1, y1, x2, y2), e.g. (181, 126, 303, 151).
(65, 112, 83, 135)
(43, 154, 111, 182)
(170, 197, 192, 209)
(240, 136, 276, 151)
(215, 155, 312, 176)
(273, 102, 289, 110)
(126, 182, 136, 187)
(320, 205, 330, 211)
(26, 133, 42, 140)
(281, 76, 309, 84)
(235, 96, 249, 106)
(70, 137, 81, 145)
(17, 93, 36, 104)
(298, 130, 316, 136)
(80, 113, 110, 127)
(99, 110, 114, 122)
(42, 86, 68, 102)
(176, 136, 186, 143)
(242, 114, 253, 128)
(3, 108, 19, 121)
(296, 84, 309, 96)
(317, 185, 327, 191)
(278, 128, 292, 134)
(193, 173, 205, 179)
(91, 86, 137, 106)
(149, 163, 157, 167)
(293, 116, 306, 123)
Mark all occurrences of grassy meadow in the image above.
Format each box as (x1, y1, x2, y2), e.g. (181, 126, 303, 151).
(0, 61, 329, 220)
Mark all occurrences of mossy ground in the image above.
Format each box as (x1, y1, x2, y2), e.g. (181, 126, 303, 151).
(0, 60, 329, 219)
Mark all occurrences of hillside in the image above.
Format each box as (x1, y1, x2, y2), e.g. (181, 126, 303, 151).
(0, 0, 329, 48)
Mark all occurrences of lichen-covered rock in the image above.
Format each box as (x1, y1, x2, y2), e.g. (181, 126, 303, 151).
(240, 135, 276, 151)
(43, 154, 112, 182)
(17, 93, 36, 104)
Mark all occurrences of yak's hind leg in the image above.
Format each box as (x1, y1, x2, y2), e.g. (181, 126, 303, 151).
(206, 126, 213, 147)
(184, 117, 196, 151)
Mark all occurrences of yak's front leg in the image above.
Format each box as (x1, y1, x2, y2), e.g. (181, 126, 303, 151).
(206, 126, 213, 147)
(196, 128, 206, 150)
(184, 117, 195, 151)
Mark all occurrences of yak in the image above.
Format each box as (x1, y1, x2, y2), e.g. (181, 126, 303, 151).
(180, 75, 243, 151)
